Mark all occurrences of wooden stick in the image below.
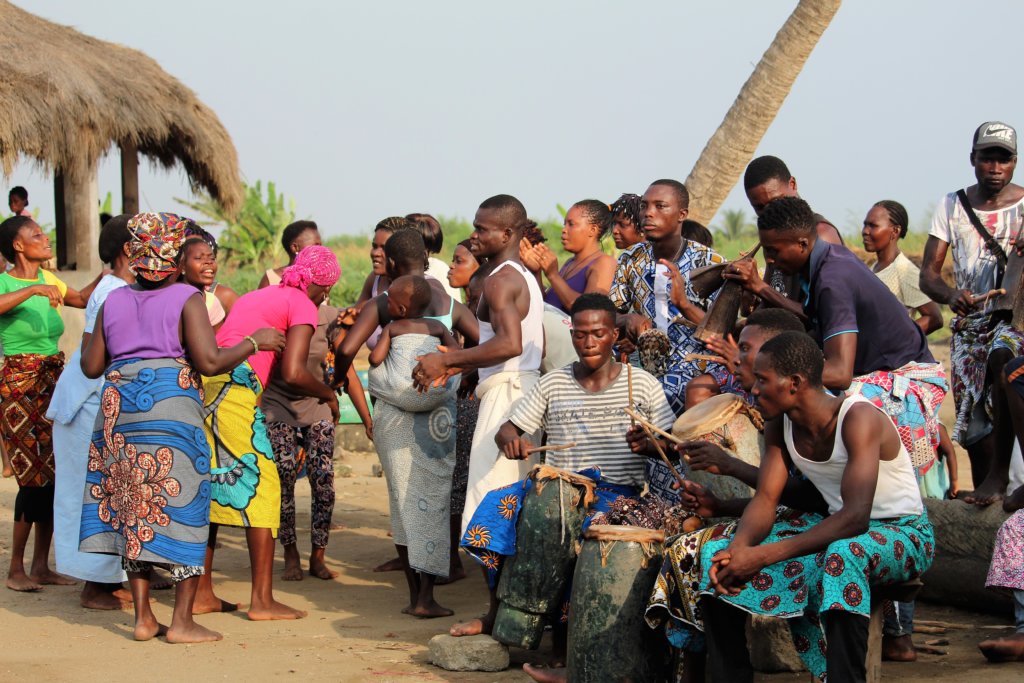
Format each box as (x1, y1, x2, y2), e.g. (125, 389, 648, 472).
(914, 619, 970, 630)
(637, 419, 686, 488)
(969, 288, 1006, 304)
(625, 407, 683, 445)
(525, 442, 576, 455)
(913, 625, 947, 634)
(683, 353, 721, 363)
(627, 362, 635, 427)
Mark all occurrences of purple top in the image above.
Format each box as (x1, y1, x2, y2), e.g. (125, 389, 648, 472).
(543, 260, 592, 313)
(103, 283, 202, 361)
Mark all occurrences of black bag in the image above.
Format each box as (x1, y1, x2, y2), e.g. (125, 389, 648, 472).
(956, 188, 1008, 287)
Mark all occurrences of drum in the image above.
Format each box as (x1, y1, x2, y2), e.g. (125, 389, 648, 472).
(672, 392, 764, 501)
(492, 464, 597, 649)
(567, 525, 669, 683)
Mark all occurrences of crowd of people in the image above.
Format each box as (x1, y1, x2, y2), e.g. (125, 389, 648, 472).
(2, 120, 1024, 679)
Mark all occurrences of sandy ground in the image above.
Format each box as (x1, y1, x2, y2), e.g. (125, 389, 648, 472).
(1, 343, 1022, 681)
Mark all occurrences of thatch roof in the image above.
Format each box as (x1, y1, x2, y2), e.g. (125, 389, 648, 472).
(0, 1, 242, 214)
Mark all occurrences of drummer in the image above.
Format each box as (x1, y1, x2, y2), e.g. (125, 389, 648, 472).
(449, 294, 675, 642)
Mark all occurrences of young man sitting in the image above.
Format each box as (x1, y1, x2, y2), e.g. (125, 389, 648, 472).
(694, 331, 932, 683)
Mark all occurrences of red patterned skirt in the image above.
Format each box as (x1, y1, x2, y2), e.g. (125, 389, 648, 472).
(0, 352, 64, 487)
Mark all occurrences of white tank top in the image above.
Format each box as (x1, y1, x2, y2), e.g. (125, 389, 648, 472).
(783, 394, 923, 519)
(478, 260, 544, 382)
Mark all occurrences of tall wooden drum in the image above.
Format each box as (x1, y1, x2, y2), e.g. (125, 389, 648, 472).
(492, 465, 597, 649)
(672, 393, 763, 500)
(568, 525, 668, 682)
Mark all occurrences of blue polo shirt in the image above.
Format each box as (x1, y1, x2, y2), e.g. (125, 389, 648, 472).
(802, 240, 934, 375)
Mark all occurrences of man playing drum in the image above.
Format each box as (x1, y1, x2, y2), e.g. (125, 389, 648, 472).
(691, 332, 933, 682)
(451, 294, 674, 676)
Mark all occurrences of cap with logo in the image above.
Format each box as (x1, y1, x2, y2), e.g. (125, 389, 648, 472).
(973, 121, 1017, 155)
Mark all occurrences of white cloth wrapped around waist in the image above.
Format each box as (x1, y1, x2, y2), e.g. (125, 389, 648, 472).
(368, 333, 459, 413)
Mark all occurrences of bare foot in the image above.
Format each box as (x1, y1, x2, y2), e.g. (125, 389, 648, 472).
(112, 588, 134, 602)
(409, 600, 454, 619)
(247, 599, 307, 621)
(282, 562, 304, 582)
(979, 632, 1024, 662)
(1004, 485, 1024, 514)
(166, 622, 223, 644)
(435, 566, 467, 586)
(134, 619, 169, 642)
(80, 585, 130, 611)
(373, 557, 403, 572)
(192, 596, 240, 615)
(882, 634, 918, 662)
(308, 561, 339, 580)
(523, 663, 568, 682)
(964, 474, 1010, 507)
(29, 569, 76, 586)
(6, 572, 42, 592)
(450, 615, 493, 637)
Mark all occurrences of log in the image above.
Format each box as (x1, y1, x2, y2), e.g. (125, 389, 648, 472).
(919, 498, 1013, 615)
(120, 142, 139, 215)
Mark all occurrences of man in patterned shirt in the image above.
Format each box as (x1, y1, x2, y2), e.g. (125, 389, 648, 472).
(610, 179, 725, 416)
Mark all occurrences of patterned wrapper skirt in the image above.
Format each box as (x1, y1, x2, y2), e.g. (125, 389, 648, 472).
(204, 362, 280, 530)
(0, 352, 64, 487)
(79, 357, 211, 568)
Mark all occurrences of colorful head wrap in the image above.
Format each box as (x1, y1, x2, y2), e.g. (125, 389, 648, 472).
(127, 212, 194, 282)
(280, 245, 340, 292)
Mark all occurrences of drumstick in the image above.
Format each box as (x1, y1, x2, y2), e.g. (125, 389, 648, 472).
(637, 419, 686, 488)
(683, 353, 720, 363)
(525, 442, 576, 455)
(969, 288, 1005, 304)
(625, 407, 683, 445)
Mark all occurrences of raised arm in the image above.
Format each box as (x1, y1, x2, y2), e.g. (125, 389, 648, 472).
(335, 296, 383, 380)
(63, 271, 107, 309)
(724, 259, 808, 320)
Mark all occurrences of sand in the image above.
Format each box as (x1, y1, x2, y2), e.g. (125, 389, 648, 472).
(1, 343, 1021, 681)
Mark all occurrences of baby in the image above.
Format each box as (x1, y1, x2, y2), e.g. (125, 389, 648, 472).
(369, 274, 458, 367)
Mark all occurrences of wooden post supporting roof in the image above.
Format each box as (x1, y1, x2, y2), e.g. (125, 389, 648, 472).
(62, 157, 100, 272)
(120, 142, 139, 215)
(53, 171, 67, 269)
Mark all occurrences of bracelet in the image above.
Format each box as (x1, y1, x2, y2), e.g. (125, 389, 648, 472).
(243, 335, 259, 355)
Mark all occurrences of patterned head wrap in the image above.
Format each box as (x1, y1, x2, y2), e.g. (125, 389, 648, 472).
(280, 245, 340, 292)
(127, 212, 194, 282)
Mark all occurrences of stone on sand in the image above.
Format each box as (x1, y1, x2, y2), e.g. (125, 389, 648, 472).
(428, 634, 509, 672)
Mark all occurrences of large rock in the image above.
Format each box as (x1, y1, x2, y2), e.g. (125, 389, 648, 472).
(920, 498, 1012, 615)
(748, 615, 804, 673)
(428, 634, 509, 672)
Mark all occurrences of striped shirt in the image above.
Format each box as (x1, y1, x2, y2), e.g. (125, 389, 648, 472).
(509, 363, 675, 487)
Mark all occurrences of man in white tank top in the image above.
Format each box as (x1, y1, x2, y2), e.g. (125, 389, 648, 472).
(691, 332, 932, 683)
(412, 195, 544, 638)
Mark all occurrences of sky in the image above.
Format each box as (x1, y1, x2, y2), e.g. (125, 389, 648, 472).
(8, 0, 1024, 238)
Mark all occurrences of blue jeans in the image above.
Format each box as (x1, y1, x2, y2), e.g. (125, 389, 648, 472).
(882, 599, 915, 638)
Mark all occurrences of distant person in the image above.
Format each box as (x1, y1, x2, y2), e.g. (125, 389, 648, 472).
(682, 219, 714, 248)
(728, 156, 843, 318)
(8, 186, 31, 218)
(352, 217, 412, 353)
(258, 220, 322, 288)
(610, 193, 645, 251)
(407, 213, 463, 303)
(920, 121, 1024, 507)
(524, 199, 616, 314)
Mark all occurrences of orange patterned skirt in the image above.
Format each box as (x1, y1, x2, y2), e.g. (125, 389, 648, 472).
(0, 353, 64, 487)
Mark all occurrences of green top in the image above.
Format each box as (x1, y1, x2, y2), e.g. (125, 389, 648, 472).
(0, 270, 67, 356)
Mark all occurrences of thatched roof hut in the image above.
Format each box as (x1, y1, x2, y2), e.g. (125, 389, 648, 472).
(0, 1, 241, 270)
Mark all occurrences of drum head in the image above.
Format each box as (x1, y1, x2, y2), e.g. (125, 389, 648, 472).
(671, 393, 747, 441)
(583, 524, 665, 544)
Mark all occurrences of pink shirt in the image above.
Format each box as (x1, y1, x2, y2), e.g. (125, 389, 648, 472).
(215, 285, 318, 387)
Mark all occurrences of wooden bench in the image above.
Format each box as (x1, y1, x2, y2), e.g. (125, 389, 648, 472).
(865, 579, 923, 683)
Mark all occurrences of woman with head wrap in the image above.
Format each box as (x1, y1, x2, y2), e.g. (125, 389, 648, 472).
(0, 214, 105, 592)
(47, 215, 136, 609)
(194, 244, 342, 621)
(79, 212, 286, 642)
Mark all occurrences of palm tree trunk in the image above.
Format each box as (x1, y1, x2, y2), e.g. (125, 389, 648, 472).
(684, 0, 842, 225)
